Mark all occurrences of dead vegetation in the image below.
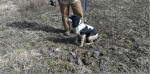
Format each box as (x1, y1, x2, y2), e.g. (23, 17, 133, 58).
(0, 0, 149, 73)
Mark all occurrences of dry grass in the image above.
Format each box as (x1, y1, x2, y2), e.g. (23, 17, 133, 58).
(0, 49, 41, 73)
(16, 0, 48, 17)
(0, 0, 149, 73)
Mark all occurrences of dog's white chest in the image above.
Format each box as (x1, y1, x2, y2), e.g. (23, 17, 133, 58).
(75, 23, 86, 35)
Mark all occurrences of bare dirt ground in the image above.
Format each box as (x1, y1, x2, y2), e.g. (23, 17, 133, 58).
(0, 0, 149, 73)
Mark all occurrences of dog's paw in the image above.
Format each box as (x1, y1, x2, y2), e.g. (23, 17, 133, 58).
(79, 45, 83, 47)
(86, 42, 93, 45)
(75, 40, 78, 44)
(75, 41, 80, 46)
(75, 40, 81, 44)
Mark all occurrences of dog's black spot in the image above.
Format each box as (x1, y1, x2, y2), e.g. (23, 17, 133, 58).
(70, 16, 81, 28)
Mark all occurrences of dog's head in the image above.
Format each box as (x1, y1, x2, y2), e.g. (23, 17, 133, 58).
(67, 16, 81, 28)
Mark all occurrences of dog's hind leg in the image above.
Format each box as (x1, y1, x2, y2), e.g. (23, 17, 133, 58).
(86, 34, 99, 45)
(86, 41, 94, 45)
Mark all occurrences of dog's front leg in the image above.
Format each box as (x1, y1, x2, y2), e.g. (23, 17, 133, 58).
(80, 35, 86, 47)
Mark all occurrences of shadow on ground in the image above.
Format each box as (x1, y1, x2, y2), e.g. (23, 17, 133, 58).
(6, 21, 64, 34)
(45, 36, 77, 45)
(6, 21, 77, 45)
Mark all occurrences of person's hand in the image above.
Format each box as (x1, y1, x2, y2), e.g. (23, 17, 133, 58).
(49, 0, 56, 7)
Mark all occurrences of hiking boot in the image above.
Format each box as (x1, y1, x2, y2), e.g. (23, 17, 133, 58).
(64, 30, 71, 36)
(70, 29, 75, 33)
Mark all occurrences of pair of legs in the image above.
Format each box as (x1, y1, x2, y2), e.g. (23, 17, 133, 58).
(77, 34, 99, 47)
(59, 0, 84, 31)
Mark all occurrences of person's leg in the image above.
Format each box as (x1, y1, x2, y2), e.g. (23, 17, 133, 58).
(71, 0, 84, 22)
(59, 3, 71, 32)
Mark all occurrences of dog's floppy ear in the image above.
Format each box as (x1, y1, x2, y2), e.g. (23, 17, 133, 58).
(71, 16, 81, 28)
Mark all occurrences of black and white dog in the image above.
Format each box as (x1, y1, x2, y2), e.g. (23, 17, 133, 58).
(67, 16, 99, 47)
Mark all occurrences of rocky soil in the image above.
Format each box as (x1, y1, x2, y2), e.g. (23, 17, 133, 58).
(0, 0, 149, 73)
